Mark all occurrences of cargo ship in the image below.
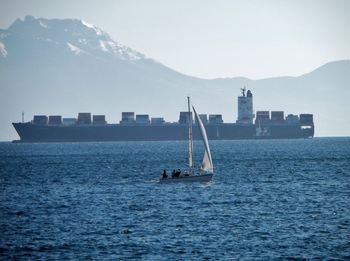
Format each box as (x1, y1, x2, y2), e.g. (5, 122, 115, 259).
(12, 89, 314, 142)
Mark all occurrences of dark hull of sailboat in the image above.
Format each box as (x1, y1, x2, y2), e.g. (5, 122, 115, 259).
(159, 174, 213, 183)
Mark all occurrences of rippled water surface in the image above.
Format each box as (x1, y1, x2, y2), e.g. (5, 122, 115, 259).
(0, 138, 349, 260)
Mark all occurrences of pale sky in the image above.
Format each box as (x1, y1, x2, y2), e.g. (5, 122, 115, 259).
(0, 0, 349, 79)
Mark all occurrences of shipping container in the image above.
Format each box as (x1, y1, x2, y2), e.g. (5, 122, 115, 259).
(285, 114, 299, 124)
(62, 118, 77, 125)
(271, 111, 284, 122)
(151, 117, 165, 125)
(49, 115, 62, 125)
(136, 114, 150, 124)
(33, 115, 48, 125)
(120, 112, 135, 124)
(299, 114, 313, 124)
(77, 113, 91, 124)
(255, 111, 270, 124)
(198, 114, 208, 124)
(93, 115, 106, 124)
(209, 114, 223, 124)
(179, 111, 193, 124)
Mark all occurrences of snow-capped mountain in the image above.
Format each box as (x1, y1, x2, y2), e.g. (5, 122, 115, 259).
(0, 42, 7, 57)
(0, 16, 349, 140)
(0, 15, 144, 61)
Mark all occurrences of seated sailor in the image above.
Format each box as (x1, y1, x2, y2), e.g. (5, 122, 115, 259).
(174, 169, 181, 177)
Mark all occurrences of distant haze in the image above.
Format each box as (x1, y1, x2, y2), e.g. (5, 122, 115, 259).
(0, 16, 349, 141)
(0, 0, 349, 79)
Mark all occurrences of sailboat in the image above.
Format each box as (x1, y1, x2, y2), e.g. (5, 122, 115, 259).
(160, 97, 214, 183)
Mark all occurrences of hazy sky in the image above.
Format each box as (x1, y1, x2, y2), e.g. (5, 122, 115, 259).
(1, 0, 349, 79)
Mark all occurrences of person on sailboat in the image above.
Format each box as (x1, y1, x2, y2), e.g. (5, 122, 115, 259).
(162, 169, 168, 178)
(172, 169, 180, 177)
(171, 169, 181, 178)
(176, 169, 181, 177)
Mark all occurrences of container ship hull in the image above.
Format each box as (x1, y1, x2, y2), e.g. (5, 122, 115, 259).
(12, 122, 314, 142)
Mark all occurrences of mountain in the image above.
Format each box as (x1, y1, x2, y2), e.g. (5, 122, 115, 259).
(0, 16, 349, 140)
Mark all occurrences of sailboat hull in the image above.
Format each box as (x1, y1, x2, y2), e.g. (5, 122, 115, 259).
(159, 174, 213, 183)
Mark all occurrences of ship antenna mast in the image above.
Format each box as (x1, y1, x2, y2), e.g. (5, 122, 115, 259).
(22, 111, 24, 123)
(241, 86, 246, 97)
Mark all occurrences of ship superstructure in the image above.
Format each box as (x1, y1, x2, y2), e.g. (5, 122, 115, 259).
(12, 90, 314, 142)
(237, 87, 254, 124)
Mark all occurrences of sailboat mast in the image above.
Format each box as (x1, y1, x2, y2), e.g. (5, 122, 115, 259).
(188, 96, 193, 169)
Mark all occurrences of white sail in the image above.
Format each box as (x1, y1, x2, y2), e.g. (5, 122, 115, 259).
(192, 106, 214, 173)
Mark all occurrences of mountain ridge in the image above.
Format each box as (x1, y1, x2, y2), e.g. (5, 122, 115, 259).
(3, 16, 348, 81)
(0, 16, 349, 140)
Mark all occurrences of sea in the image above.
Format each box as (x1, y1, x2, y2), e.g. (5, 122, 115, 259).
(0, 138, 349, 260)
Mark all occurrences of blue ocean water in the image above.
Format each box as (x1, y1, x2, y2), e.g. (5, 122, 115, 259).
(0, 138, 349, 260)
